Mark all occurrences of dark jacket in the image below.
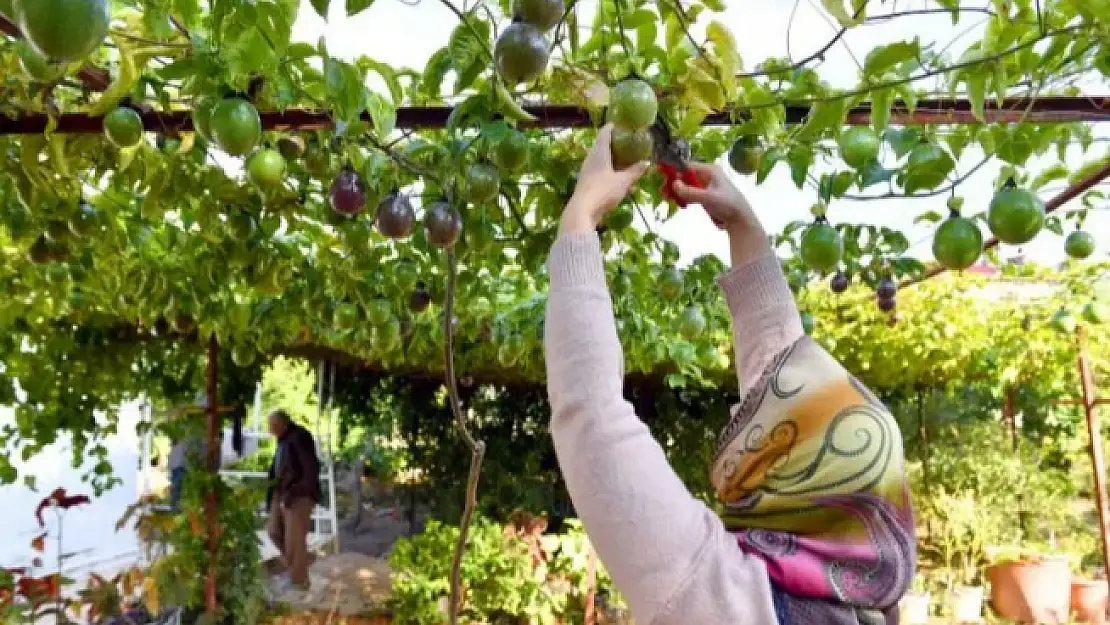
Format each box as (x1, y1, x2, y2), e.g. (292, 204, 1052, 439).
(266, 422, 322, 509)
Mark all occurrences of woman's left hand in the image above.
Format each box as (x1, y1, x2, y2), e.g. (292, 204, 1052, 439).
(560, 123, 650, 235)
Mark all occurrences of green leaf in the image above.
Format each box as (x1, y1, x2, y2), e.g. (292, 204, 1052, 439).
(914, 210, 943, 224)
(447, 15, 491, 72)
(787, 145, 813, 189)
(871, 88, 893, 133)
(966, 73, 987, 122)
(1044, 215, 1064, 236)
(756, 146, 783, 184)
(1032, 163, 1070, 190)
(797, 99, 847, 142)
(884, 128, 920, 159)
(859, 160, 895, 189)
(346, 0, 375, 15)
(422, 48, 453, 99)
(863, 40, 919, 75)
(310, 0, 330, 19)
(820, 0, 866, 27)
(365, 91, 396, 138)
(360, 58, 403, 105)
(831, 171, 854, 197)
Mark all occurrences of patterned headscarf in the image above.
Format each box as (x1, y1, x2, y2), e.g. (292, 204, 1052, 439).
(711, 336, 916, 625)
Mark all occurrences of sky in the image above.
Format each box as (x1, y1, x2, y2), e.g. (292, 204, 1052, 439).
(291, 0, 1110, 268)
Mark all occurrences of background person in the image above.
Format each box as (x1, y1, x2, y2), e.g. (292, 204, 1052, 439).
(265, 409, 322, 596)
(543, 125, 915, 625)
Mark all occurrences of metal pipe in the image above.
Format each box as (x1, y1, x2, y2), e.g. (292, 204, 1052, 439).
(0, 97, 1108, 135)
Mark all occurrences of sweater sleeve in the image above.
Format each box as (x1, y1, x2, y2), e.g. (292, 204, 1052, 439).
(716, 252, 805, 393)
(544, 232, 778, 625)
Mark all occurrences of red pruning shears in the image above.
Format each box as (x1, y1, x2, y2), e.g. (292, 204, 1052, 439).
(651, 117, 706, 208)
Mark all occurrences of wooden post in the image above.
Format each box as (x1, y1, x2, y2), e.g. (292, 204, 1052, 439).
(204, 335, 220, 614)
(917, 389, 929, 493)
(1077, 326, 1110, 584)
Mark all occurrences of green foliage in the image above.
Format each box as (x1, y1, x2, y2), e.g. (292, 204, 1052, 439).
(390, 514, 621, 625)
(146, 471, 266, 624)
(0, 0, 1108, 495)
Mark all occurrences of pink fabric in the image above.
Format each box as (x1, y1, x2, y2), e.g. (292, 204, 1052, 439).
(544, 232, 795, 625)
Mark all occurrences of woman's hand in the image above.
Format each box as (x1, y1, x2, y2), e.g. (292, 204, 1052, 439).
(673, 162, 771, 266)
(560, 124, 650, 235)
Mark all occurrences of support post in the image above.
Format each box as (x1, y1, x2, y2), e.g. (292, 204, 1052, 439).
(1077, 326, 1110, 584)
(204, 335, 220, 614)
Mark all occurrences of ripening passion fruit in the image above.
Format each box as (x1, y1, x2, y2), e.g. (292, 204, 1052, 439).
(329, 167, 368, 217)
(103, 107, 144, 149)
(209, 98, 262, 156)
(425, 201, 462, 249)
(610, 126, 654, 170)
(659, 268, 683, 301)
(932, 213, 983, 271)
(678, 306, 706, 338)
(830, 272, 849, 293)
(607, 79, 658, 131)
(987, 184, 1045, 245)
(376, 193, 416, 239)
(277, 135, 306, 161)
(464, 163, 501, 204)
(17, 0, 109, 62)
(494, 22, 550, 85)
(513, 0, 564, 31)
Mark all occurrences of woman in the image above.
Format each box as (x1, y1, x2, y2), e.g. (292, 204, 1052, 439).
(544, 125, 915, 625)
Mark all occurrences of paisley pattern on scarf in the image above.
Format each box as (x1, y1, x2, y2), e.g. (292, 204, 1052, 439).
(710, 336, 916, 624)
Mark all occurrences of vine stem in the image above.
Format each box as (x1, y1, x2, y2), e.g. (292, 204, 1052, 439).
(444, 247, 486, 625)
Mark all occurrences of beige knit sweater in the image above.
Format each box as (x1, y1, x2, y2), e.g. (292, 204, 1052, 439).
(545, 232, 803, 625)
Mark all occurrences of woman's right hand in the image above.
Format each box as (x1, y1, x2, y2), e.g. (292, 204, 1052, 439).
(673, 162, 771, 265)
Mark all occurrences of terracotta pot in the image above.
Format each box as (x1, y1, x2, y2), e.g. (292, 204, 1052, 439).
(987, 556, 1072, 623)
(1071, 579, 1108, 624)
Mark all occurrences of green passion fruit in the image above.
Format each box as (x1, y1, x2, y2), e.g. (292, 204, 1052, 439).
(17, 0, 109, 62)
(678, 306, 706, 338)
(605, 204, 635, 231)
(246, 149, 287, 189)
(799, 220, 843, 273)
(987, 186, 1045, 245)
(837, 127, 881, 169)
(659, 268, 683, 301)
(932, 214, 983, 270)
(103, 107, 144, 149)
(903, 142, 954, 191)
(610, 126, 654, 170)
(464, 163, 501, 203)
(513, 0, 564, 31)
(1083, 301, 1108, 325)
(494, 22, 550, 85)
(728, 136, 764, 175)
(607, 79, 658, 131)
(209, 98, 262, 156)
(1065, 230, 1096, 260)
(494, 131, 530, 172)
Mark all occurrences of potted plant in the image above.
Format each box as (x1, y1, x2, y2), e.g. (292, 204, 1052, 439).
(1070, 574, 1107, 625)
(900, 576, 932, 625)
(986, 544, 1073, 624)
(923, 489, 997, 623)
